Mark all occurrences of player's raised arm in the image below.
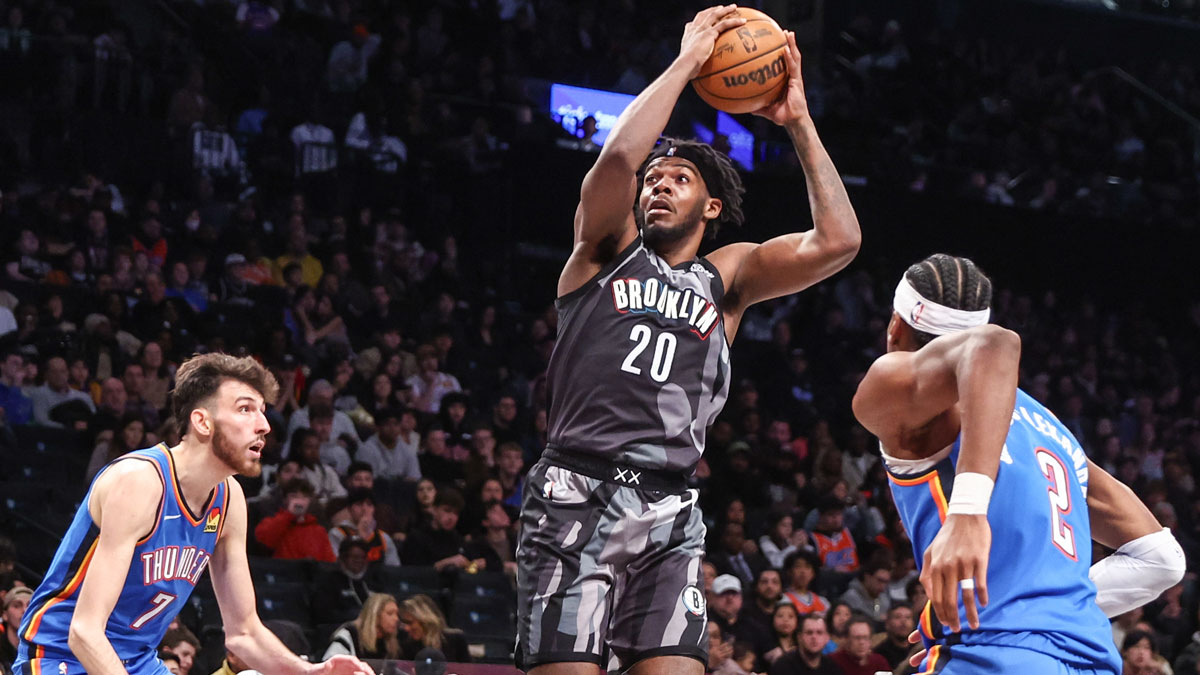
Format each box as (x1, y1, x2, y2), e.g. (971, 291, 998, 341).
(210, 480, 374, 675)
(713, 32, 861, 319)
(68, 461, 164, 675)
(853, 323, 1020, 632)
(561, 5, 746, 296)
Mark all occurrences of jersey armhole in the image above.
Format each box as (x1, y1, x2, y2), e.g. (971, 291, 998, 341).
(556, 235, 644, 307)
(96, 455, 167, 545)
(696, 256, 726, 305)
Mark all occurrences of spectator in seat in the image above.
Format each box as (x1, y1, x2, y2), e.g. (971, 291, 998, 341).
(291, 427, 346, 502)
(710, 521, 769, 588)
(0, 348, 32, 427)
(323, 592, 401, 659)
(809, 498, 860, 592)
(89, 376, 128, 444)
(160, 651, 182, 675)
(471, 500, 518, 580)
(830, 615, 890, 675)
(708, 574, 745, 638)
(873, 605, 914, 670)
(253, 478, 336, 562)
(1, 586, 32, 670)
(740, 568, 784, 654)
(760, 512, 809, 570)
(768, 612, 840, 675)
(706, 622, 736, 675)
(29, 355, 96, 429)
(86, 413, 145, 481)
(283, 379, 357, 458)
(406, 344, 461, 414)
(495, 441, 525, 510)
(397, 594, 469, 662)
(356, 407, 421, 481)
(328, 489, 400, 567)
(838, 561, 891, 629)
(160, 626, 200, 675)
(310, 404, 352, 475)
(761, 600, 800, 666)
(781, 550, 830, 616)
(402, 488, 485, 573)
(312, 539, 373, 626)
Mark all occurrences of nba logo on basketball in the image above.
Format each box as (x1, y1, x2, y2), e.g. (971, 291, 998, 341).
(204, 510, 221, 533)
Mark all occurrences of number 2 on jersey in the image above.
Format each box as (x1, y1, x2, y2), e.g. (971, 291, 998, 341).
(1036, 448, 1078, 561)
(620, 324, 677, 382)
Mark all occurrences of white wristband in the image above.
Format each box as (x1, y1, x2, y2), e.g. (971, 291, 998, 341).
(946, 472, 994, 515)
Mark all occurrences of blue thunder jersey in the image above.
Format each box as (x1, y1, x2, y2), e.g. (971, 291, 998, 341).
(885, 389, 1120, 672)
(17, 444, 228, 669)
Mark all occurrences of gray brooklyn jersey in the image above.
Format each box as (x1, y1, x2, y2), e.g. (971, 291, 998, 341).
(547, 236, 731, 473)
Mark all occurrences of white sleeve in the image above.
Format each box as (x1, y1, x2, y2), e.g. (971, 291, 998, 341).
(1090, 528, 1186, 618)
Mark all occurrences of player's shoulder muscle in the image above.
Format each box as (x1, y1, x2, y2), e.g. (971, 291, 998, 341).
(89, 457, 164, 532)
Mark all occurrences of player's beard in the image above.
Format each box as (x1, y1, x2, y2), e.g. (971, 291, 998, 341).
(212, 421, 262, 478)
(638, 199, 706, 250)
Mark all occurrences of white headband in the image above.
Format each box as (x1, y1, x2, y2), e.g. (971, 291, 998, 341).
(894, 277, 991, 336)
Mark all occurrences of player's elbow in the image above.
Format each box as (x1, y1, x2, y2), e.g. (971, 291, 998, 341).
(67, 622, 103, 653)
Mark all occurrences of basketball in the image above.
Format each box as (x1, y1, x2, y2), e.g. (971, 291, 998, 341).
(692, 8, 789, 114)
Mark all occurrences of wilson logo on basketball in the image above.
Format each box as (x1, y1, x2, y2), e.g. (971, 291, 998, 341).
(721, 53, 786, 89)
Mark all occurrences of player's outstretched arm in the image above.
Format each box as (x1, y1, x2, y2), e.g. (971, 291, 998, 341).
(1086, 459, 1185, 617)
(68, 461, 165, 675)
(853, 324, 1021, 633)
(712, 31, 861, 320)
(211, 481, 374, 675)
(561, 5, 746, 297)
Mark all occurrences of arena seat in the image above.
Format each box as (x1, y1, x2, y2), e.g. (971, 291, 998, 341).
(449, 595, 516, 640)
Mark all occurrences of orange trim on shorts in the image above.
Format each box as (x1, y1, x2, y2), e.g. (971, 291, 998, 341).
(919, 600, 935, 639)
(918, 645, 942, 673)
(30, 645, 44, 674)
(888, 470, 949, 523)
(22, 538, 99, 640)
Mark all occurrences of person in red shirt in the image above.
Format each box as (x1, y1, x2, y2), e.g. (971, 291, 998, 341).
(254, 478, 336, 562)
(829, 615, 889, 675)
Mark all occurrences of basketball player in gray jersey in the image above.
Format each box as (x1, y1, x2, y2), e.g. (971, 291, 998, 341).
(516, 6, 861, 675)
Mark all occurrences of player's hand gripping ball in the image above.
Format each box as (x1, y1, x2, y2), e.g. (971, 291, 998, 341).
(692, 8, 789, 114)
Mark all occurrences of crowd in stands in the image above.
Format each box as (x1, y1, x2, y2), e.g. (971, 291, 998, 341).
(1, 0, 1200, 674)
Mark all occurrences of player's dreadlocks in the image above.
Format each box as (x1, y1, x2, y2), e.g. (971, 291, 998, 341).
(639, 137, 746, 239)
(903, 253, 993, 346)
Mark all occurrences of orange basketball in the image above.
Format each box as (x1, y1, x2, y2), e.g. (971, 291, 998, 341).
(692, 8, 789, 114)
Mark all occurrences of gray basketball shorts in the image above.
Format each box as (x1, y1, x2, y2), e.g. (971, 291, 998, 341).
(515, 457, 709, 671)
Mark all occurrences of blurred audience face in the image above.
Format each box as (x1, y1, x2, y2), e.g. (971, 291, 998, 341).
(480, 478, 503, 503)
(433, 504, 459, 532)
(379, 600, 401, 636)
(789, 556, 815, 591)
(310, 415, 333, 442)
(846, 620, 873, 659)
(416, 479, 436, 508)
(863, 567, 891, 598)
(712, 588, 742, 621)
(0, 354, 24, 385)
(799, 615, 829, 657)
(341, 544, 368, 576)
(773, 603, 798, 637)
(755, 570, 782, 605)
(348, 468, 373, 490)
(123, 364, 145, 397)
(886, 606, 913, 641)
(100, 377, 127, 413)
(45, 357, 69, 391)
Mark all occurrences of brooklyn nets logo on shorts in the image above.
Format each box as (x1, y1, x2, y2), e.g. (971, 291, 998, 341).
(681, 585, 706, 616)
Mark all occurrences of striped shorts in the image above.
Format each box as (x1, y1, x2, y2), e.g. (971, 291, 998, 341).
(515, 455, 709, 671)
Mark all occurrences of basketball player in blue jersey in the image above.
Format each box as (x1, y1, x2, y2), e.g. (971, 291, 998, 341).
(13, 353, 374, 675)
(517, 6, 861, 675)
(852, 254, 1185, 674)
